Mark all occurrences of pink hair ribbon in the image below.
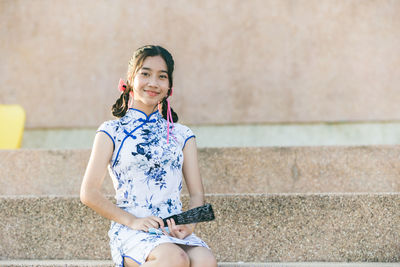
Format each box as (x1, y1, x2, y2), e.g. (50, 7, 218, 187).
(118, 79, 127, 92)
(166, 98, 174, 144)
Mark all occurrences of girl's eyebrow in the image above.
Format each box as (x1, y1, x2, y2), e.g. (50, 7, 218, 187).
(141, 67, 168, 73)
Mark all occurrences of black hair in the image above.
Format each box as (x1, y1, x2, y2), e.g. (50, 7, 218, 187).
(111, 45, 178, 122)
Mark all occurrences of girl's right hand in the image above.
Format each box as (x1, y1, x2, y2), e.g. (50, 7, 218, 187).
(128, 216, 165, 232)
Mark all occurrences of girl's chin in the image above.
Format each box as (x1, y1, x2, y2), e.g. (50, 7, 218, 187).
(145, 98, 162, 105)
(134, 99, 161, 108)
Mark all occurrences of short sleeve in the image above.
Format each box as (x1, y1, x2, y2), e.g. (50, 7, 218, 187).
(96, 121, 116, 150)
(181, 125, 196, 149)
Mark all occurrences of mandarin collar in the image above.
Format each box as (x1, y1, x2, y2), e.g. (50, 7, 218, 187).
(120, 108, 162, 125)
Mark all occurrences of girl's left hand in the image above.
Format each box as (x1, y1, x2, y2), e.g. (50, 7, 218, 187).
(165, 218, 195, 239)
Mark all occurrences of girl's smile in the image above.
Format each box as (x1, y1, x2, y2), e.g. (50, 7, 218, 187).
(131, 55, 170, 114)
(145, 89, 161, 97)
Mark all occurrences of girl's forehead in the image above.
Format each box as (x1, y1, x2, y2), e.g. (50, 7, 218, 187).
(141, 56, 168, 72)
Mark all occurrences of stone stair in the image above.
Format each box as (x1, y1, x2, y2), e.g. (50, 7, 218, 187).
(2, 146, 400, 196)
(1, 261, 400, 267)
(1, 147, 399, 265)
(1, 194, 399, 263)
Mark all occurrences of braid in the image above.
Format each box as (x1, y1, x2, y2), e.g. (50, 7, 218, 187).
(112, 87, 131, 117)
(161, 97, 179, 123)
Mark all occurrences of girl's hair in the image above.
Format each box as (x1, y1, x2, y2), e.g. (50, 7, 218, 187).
(112, 45, 178, 122)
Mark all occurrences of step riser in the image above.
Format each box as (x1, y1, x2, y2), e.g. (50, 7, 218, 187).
(1, 261, 400, 267)
(2, 146, 400, 195)
(1, 194, 399, 262)
(0, 261, 113, 267)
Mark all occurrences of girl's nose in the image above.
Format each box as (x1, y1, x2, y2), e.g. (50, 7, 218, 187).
(147, 75, 158, 87)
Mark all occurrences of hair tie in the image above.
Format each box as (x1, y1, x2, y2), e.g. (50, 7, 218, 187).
(118, 78, 127, 92)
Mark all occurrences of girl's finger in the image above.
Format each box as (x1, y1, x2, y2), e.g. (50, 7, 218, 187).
(155, 217, 164, 228)
(144, 223, 151, 231)
(171, 219, 183, 238)
(167, 219, 176, 238)
(150, 220, 159, 228)
(169, 218, 177, 231)
(161, 227, 169, 235)
(170, 218, 177, 232)
(146, 220, 157, 230)
(150, 216, 163, 228)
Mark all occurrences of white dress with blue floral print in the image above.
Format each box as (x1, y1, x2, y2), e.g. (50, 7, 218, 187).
(97, 108, 209, 266)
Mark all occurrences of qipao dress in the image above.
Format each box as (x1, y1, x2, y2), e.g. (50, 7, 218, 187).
(97, 108, 209, 266)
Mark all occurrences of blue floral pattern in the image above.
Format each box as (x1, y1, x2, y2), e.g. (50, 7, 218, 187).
(97, 108, 208, 266)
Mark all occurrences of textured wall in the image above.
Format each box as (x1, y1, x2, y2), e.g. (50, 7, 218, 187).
(1, 0, 400, 128)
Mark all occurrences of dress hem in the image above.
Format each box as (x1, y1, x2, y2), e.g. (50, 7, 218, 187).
(114, 234, 209, 266)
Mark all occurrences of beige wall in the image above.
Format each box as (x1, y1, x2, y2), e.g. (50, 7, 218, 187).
(1, 0, 400, 128)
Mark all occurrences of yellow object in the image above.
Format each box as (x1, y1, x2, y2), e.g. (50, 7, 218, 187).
(0, 104, 26, 149)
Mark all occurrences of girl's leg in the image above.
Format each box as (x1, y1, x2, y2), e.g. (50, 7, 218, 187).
(180, 245, 217, 267)
(124, 243, 190, 267)
(123, 256, 140, 267)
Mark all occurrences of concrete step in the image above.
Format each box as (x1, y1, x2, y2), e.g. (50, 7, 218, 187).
(2, 146, 400, 195)
(1, 260, 399, 267)
(1, 194, 399, 262)
(0, 260, 112, 267)
(21, 123, 400, 150)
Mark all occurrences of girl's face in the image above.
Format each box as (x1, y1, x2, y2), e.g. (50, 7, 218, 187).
(131, 55, 170, 110)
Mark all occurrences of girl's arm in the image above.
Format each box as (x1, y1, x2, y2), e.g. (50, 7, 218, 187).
(182, 137, 205, 209)
(167, 137, 204, 238)
(80, 132, 164, 231)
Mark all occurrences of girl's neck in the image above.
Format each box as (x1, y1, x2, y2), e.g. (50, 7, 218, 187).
(129, 100, 158, 116)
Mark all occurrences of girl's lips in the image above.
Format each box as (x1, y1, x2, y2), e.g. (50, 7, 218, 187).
(145, 90, 159, 97)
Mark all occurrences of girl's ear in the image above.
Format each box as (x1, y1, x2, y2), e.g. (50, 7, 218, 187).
(169, 87, 173, 97)
(128, 90, 134, 108)
(128, 74, 134, 85)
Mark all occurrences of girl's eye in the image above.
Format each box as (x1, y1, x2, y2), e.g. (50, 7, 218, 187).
(141, 72, 150, 77)
(160, 75, 168, 79)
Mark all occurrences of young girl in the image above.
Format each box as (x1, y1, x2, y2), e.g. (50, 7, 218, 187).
(80, 45, 217, 267)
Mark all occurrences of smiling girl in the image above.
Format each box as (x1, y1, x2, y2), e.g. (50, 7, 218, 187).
(80, 45, 217, 267)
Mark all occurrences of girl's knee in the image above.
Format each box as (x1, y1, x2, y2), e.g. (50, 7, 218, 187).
(171, 248, 190, 267)
(187, 247, 217, 267)
(194, 253, 217, 267)
(207, 254, 218, 267)
(148, 243, 190, 267)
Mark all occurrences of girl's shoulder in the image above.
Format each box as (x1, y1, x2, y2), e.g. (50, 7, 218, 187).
(95, 119, 121, 150)
(173, 122, 196, 146)
(96, 119, 120, 134)
(173, 122, 193, 134)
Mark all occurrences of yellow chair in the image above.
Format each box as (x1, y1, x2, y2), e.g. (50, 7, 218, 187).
(0, 104, 26, 149)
